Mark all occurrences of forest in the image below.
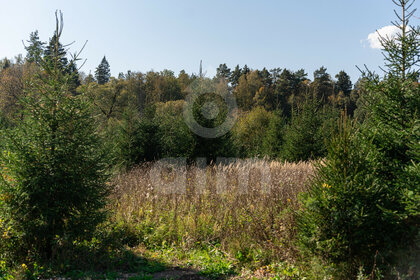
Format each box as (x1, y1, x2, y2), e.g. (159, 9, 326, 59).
(0, 0, 419, 279)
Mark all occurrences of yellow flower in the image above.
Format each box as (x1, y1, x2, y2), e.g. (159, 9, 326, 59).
(322, 183, 332, 189)
(22, 263, 27, 270)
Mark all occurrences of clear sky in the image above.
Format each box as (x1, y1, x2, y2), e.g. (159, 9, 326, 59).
(0, 0, 417, 82)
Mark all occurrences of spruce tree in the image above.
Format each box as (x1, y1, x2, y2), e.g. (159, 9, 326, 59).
(0, 13, 109, 262)
(25, 30, 45, 64)
(44, 33, 81, 92)
(95, 56, 111, 85)
(299, 0, 420, 276)
(230, 64, 242, 88)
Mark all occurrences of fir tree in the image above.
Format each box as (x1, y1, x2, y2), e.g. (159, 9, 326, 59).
(0, 12, 109, 262)
(24, 30, 45, 64)
(95, 56, 111, 85)
(299, 1, 420, 276)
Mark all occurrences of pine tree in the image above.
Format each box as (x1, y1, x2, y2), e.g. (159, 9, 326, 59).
(44, 33, 80, 92)
(95, 56, 111, 85)
(312, 66, 333, 103)
(229, 64, 242, 88)
(0, 12, 109, 262)
(299, 0, 420, 276)
(25, 30, 45, 64)
(215, 63, 231, 81)
(333, 70, 353, 110)
(242, 64, 250, 76)
(335, 70, 352, 96)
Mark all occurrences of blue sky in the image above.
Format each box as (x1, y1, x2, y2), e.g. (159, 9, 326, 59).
(0, 0, 416, 82)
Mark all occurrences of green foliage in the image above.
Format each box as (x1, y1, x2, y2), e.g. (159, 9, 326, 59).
(261, 110, 286, 158)
(234, 106, 274, 157)
(282, 97, 335, 162)
(95, 56, 111, 85)
(24, 30, 45, 65)
(111, 106, 161, 167)
(299, 1, 420, 277)
(0, 15, 109, 263)
(155, 101, 195, 159)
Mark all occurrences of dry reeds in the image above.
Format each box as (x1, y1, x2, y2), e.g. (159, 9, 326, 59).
(111, 160, 314, 265)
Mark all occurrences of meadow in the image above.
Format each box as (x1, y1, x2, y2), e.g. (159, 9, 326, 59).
(110, 160, 315, 279)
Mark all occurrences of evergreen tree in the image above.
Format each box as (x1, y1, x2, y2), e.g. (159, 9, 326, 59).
(335, 70, 352, 97)
(242, 64, 250, 76)
(44, 34, 68, 70)
(0, 14, 109, 262)
(25, 30, 45, 64)
(312, 66, 333, 103)
(215, 63, 231, 81)
(230, 64, 242, 88)
(95, 56, 111, 85)
(333, 70, 353, 110)
(44, 33, 80, 92)
(258, 67, 272, 87)
(299, 1, 420, 276)
(282, 96, 327, 161)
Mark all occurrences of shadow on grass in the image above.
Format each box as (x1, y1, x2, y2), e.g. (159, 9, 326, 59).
(47, 245, 167, 280)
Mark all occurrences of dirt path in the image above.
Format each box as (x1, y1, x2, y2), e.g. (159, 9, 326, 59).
(151, 268, 208, 279)
(117, 269, 208, 280)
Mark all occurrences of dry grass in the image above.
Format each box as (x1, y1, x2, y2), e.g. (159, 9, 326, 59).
(110, 160, 314, 267)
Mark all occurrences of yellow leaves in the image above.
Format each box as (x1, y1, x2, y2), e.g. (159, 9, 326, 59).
(322, 183, 332, 189)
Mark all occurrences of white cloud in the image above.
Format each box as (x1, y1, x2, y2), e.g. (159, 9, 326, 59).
(365, 25, 400, 49)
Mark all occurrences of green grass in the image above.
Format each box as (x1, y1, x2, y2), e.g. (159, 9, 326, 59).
(140, 245, 236, 279)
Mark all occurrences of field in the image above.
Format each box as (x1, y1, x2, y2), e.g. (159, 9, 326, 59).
(109, 160, 315, 279)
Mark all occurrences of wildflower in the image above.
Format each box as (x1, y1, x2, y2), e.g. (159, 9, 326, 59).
(322, 183, 332, 189)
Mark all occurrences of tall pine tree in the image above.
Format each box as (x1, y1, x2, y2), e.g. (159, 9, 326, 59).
(24, 30, 45, 64)
(95, 56, 111, 85)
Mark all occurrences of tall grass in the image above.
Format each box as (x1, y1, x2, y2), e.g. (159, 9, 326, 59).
(110, 160, 314, 267)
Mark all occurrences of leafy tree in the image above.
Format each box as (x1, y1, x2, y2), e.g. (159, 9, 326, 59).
(178, 69, 195, 96)
(233, 106, 273, 157)
(234, 70, 263, 110)
(156, 101, 195, 159)
(83, 78, 133, 123)
(0, 14, 109, 262)
(187, 78, 236, 162)
(95, 56, 111, 85)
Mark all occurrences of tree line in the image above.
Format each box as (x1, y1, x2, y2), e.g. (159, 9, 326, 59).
(0, 30, 370, 168)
